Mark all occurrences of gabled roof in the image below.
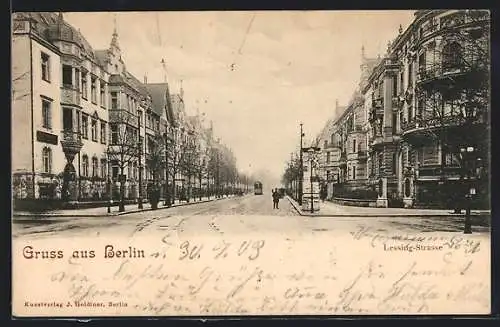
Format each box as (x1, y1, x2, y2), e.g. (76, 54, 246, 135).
(144, 83, 175, 123)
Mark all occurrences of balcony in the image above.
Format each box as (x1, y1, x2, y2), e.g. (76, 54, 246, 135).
(60, 130, 83, 158)
(401, 115, 469, 139)
(417, 165, 462, 180)
(357, 150, 368, 160)
(109, 109, 138, 126)
(417, 11, 489, 43)
(416, 62, 481, 90)
(60, 86, 81, 107)
(348, 124, 364, 134)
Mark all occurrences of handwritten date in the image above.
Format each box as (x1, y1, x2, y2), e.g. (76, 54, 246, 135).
(177, 240, 265, 261)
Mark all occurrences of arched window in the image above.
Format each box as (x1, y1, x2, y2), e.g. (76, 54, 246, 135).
(42, 147, 52, 173)
(82, 155, 89, 177)
(442, 41, 462, 71)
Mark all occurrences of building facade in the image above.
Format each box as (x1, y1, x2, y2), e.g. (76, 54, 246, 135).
(12, 12, 221, 208)
(12, 13, 111, 202)
(314, 9, 490, 209)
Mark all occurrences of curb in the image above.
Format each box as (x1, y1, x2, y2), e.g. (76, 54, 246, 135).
(13, 196, 236, 219)
(285, 196, 491, 218)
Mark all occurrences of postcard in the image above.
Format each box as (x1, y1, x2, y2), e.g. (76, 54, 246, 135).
(11, 10, 491, 317)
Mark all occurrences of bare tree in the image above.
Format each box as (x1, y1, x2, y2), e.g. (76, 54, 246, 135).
(107, 111, 140, 212)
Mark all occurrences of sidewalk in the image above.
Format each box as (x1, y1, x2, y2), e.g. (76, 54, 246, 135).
(13, 195, 235, 218)
(287, 196, 491, 218)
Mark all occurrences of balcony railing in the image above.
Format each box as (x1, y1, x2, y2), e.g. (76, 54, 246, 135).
(401, 115, 467, 134)
(357, 150, 367, 159)
(418, 165, 462, 178)
(416, 62, 480, 84)
(418, 11, 489, 41)
(109, 109, 138, 126)
(60, 86, 81, 106)
(60, 130, 83, 155)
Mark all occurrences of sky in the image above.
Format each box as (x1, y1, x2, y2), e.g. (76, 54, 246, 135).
(65, 10, 415, 185)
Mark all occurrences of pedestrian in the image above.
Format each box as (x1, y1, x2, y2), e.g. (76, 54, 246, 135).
(272, 188, 280, 209)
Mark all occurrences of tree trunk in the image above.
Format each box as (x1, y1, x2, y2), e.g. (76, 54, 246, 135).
(119, 166, 125, 212)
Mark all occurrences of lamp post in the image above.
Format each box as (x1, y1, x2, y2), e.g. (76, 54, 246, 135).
(460, 145, 476, 234)
(299, 123, 304, 205)
(106, 149, 111, 213)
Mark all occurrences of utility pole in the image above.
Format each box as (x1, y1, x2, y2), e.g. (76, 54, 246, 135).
(299, 123, 304, 205)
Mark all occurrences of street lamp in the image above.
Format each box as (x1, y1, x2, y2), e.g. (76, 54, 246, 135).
(460, 145, 476, 234)
(106, 149, 111, 213)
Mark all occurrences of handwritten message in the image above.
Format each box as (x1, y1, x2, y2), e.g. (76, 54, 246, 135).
(12, 228, 490, 316)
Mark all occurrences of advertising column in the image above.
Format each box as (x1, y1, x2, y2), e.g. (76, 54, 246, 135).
(302, 147, 320, 213)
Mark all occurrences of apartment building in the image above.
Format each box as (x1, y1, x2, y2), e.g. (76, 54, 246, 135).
(12, 12, 111, 202)
(314, 9, 490, 208)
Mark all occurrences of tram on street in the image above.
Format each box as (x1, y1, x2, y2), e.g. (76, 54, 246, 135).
(254, 181, 263, 195)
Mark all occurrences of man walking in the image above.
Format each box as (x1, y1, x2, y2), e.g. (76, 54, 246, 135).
(272, 188, 280, 209)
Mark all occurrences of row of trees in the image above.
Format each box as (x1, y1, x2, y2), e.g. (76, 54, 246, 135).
(107, 111, 252, 211)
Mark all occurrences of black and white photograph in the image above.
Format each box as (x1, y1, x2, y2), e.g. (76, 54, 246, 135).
(11, 10, 491, 316)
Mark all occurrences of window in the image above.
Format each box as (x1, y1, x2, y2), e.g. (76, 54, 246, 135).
(91, 119, 98, 141)
(62, 65, 72, 87)
(407, 61, 413, 86)
(100, 81, 106, 107)
(326, 152, 331, 163)
(353, 165, 356, 180)
(41, 98, 52, 129)
(133, 162, 138, 179)
(42, 147, 52, 173)
(378, 153, 383, 175)
(444, 149, 460, 167)
(392, 153, 397, 175)
(399, 72, 404, 93)
(81, 72, 88, 99)
(442, 42, 462, 71)
(81, 114, 89, 139)
(112, 163, 119, 179)
(110, 124, 118, 144)
(353, 139, 356, 153)
(418, 52, 426, 73)
(111, 92, 118, 109)
(392, 113, 397, 134)
(41, 52, 50, 82)
(82, 155, 89, 177)
(92, 157, 98, 177)
(74, 69, 80, 90)
(100, 121, 107, 144)
(392, 76, 398, 97)
(100, 159, 107, 179)
(91, 76, 97, 103)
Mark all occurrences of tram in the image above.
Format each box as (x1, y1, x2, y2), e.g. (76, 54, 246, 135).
(254, 181, 263, 195)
